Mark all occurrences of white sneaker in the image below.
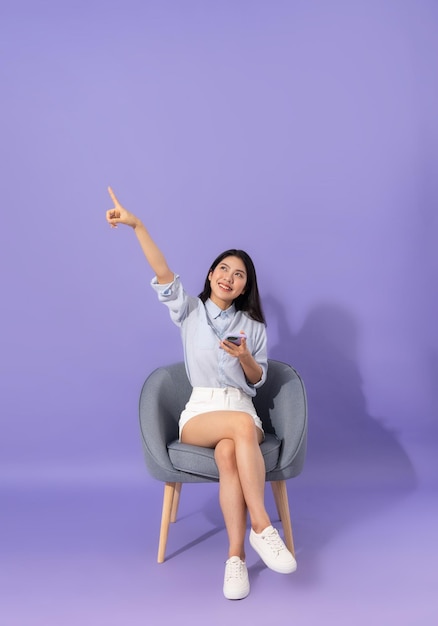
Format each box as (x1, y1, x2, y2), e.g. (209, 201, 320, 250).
(249, 525, 297, 574)
(223, 556, 250, 600)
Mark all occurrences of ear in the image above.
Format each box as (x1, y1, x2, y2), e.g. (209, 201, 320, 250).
(208, 271, 212, 281)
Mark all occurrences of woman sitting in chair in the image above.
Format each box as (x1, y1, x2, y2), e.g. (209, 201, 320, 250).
(106, 187, 296, 600)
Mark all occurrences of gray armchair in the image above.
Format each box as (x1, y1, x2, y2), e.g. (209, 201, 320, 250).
(139, 359, 307, 563)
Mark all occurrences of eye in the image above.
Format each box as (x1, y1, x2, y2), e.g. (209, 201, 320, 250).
(235, 272, 244, 278)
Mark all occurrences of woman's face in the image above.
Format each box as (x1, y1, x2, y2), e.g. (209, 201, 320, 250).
(208, 255, 247, 309)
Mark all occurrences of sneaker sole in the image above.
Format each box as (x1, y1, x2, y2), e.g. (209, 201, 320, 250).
(223, 586, 250, 600)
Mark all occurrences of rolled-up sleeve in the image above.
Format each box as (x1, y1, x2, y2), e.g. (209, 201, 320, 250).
(150, 274, 195, 326)
(251, 324, 268, 389)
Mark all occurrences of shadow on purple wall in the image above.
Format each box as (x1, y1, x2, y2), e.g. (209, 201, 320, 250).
(265, 296, 417, 487)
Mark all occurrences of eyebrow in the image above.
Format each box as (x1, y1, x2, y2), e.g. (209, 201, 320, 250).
(220, 262, 246, 275)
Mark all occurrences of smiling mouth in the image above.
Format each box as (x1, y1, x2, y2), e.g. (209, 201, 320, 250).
(218, 282, 232, 292)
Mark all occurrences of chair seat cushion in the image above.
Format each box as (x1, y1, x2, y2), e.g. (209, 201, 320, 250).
(167, 434, 282, 480)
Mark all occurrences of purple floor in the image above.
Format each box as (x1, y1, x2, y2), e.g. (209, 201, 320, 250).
(2, 441, 436, 626)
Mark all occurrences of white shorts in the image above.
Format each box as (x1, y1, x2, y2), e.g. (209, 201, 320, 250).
(179, 386, 264, 440)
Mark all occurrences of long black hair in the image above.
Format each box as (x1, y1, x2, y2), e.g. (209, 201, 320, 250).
(198, 249, 266, 324)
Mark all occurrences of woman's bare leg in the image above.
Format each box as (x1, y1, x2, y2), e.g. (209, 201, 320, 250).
(215, 439, 247, 559)
(181, 411, 271, 533)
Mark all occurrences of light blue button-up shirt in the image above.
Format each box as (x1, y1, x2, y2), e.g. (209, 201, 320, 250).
(151, 275, 268, 396)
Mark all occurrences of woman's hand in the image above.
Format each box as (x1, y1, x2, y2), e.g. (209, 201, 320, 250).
(220, 334, 250, 359)
(106, 186, 141, 229)
(221, 333, 263, 384)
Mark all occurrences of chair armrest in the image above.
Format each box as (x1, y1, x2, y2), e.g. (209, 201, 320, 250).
(139, 363, 191, 481)
(256, 361, 308, 481)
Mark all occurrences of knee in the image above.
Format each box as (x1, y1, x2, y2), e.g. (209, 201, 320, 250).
(214, 439, 237, 472)
(234, 412, 259, 442)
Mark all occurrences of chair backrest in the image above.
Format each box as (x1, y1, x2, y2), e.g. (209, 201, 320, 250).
(139, 359, 307, 482)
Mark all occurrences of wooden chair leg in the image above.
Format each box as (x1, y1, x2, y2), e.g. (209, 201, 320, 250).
(157, 482, 176, 563)
(170, 483, 182, 523)
(270, 480, 295, 557)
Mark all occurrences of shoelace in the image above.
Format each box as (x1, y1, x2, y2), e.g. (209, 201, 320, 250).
(262, 528, 286, 555)
(225, 559, 244, 580)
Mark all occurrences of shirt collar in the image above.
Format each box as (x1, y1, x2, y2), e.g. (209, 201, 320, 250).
(205, 298, 236, 320)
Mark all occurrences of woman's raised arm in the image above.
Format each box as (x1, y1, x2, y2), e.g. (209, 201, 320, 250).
(106, 186, 174, 284)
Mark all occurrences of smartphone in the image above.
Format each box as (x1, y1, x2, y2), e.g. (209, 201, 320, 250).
(225, 333, 246, 346)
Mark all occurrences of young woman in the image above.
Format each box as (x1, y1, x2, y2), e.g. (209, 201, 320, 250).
(106, 187, 296, 600)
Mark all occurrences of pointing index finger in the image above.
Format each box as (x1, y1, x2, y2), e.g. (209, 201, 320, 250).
(108, 186, 120, 206)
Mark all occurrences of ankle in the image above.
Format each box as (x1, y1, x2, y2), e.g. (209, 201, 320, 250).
(251, 520, 271, 535)
(229, 550, 245, 561)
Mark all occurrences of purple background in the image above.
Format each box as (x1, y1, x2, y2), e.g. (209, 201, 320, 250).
(1, 1, 437, 624)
